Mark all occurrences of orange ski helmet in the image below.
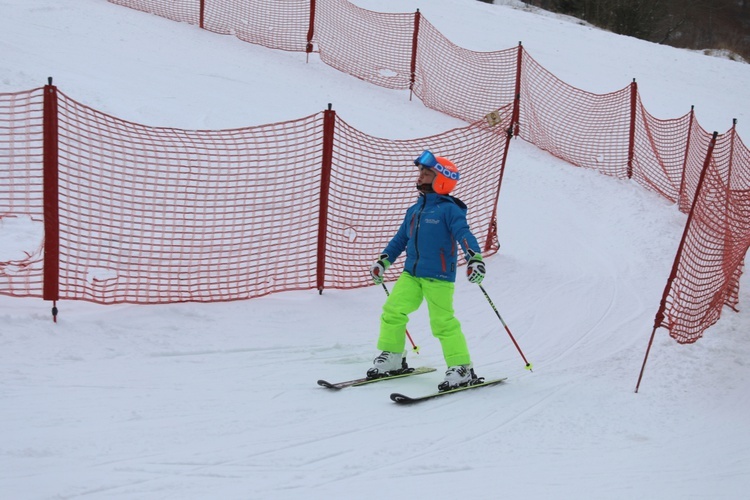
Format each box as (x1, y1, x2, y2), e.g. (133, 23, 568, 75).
(414, 150, 460, 195)
(432, 156, 459, 194)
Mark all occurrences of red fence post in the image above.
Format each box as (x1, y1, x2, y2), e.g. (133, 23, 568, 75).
(627, 78, 637, 179)
(727, 118, 737, 180)
(724, 119, 741, 311)
(677, 106, 695, 211)
(511, 42, 523, 137)
(316, 104, 336, 293)
(42, 79, 60, 315)
(485, 121, 514, 253)
(306, 0, 317, 59)
(199, 0, 205, 29)
(482, 41, 524, 249)
(409, 9, 421, 101)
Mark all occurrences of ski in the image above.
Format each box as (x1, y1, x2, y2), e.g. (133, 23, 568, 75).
(390, 377, 507, 404)
(317, 366, 436, 390)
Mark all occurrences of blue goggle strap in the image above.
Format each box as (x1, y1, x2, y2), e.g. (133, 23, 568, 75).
(414, 150, 459, 180)
(414, 150, 437, 168)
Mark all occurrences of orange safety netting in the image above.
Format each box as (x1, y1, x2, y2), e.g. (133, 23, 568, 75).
(518, 50, 632, 179)
(1, 0, 748, 346)
(0, 86, 509, 304)
(203, 0, 311, 52)
(0, 88, 44, 218)
(630, 99, 693, 203)
(325, 112, 509, 289)
(54, 92, 323, 303)
(315, 0, 415, 89)
(0, 88, 45, 296)
(108, 0, 199, 25)
(655, 130, 750, 344)
(412, 19, 518, 124)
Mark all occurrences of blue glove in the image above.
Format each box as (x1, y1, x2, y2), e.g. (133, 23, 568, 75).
(370, 253, 391, 285)
(466, 249, 485, 284)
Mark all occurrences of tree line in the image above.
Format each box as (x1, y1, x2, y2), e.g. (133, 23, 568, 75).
(485, 0, 750, 62)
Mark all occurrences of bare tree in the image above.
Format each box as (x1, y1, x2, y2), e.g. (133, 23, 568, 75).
(505, 0, 750, 61)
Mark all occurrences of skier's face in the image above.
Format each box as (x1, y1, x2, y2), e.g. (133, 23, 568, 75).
(417, 166, 436, 186)
(416, 166, 436, 194)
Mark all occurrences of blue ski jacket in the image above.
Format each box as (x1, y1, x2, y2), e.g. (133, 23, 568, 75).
(382, 193, 482, 282)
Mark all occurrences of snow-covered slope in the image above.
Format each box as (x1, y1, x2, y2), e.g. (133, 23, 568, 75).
(1, 1, 749, 498)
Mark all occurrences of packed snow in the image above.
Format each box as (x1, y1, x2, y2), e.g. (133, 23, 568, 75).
(1, 0, 749, 498)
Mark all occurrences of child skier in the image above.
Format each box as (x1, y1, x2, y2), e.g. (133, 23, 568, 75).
(369, 150, 486, 391)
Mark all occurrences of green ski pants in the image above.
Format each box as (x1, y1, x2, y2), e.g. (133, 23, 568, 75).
(377, 272, 471, 367)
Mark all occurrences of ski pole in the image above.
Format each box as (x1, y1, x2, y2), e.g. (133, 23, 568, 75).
(381, 283, 420, 354)
(478, 284, 532, 371)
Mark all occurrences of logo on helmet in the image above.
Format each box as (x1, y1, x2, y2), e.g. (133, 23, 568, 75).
(414, 150, 460, 195)
(432, 156, 459, 195)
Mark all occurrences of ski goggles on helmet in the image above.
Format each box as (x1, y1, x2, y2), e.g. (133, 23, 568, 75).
(414, 150, 460, 181)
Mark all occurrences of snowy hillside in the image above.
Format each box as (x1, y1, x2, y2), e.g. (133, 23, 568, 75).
(1, 0, 749, 498)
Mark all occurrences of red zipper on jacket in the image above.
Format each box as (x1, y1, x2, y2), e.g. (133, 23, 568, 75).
(411, 196, 426, 276)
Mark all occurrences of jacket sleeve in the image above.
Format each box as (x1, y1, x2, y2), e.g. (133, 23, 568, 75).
(381, 212, 410, 264)
(446, 204, 481, 258)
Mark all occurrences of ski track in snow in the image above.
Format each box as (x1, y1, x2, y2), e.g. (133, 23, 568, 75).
(2, 0, 750, 498)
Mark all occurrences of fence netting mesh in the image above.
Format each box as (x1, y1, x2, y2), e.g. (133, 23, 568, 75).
(518, 51, 632, 178)
(413, 19, 518, 124)
(55, 93, 322, 303)
(326, 112, 509, 289)
(108, 0, 199, 25)
(656, 131, 750, 343)
(0, 88, 508, 304)
(630, 99, 693, 202)
(203, 0, 311, 52)
(0, 88, 45, 296)
(1, 0, 749, 344)
(315, 0, 415, 90)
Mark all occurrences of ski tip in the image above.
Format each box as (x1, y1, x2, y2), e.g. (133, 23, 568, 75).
(317, 379, 339, 389)
(389, 393, 413, 404)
